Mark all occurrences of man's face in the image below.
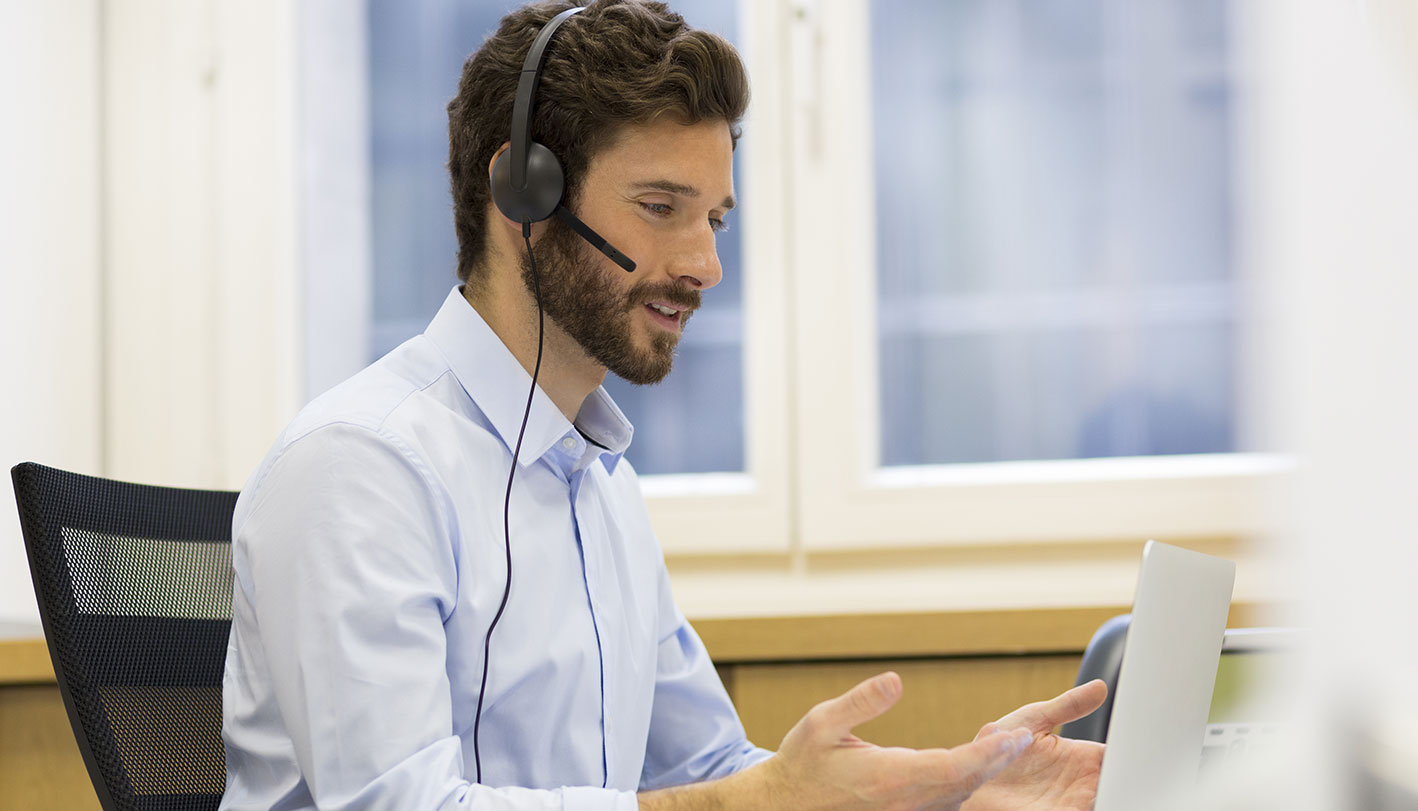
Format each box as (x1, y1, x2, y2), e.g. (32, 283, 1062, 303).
(520, 118, 735, 385)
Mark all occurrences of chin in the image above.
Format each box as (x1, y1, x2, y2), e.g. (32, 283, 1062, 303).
(613, 351, 677, 385)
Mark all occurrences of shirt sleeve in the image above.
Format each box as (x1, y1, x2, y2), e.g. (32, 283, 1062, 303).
(637, 561, 775, 792)
(227, 423, 636, 811)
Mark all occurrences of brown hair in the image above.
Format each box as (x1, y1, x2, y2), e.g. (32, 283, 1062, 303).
(446, 0, 750, 286)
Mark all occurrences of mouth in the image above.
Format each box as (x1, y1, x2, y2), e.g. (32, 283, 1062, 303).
(643, 301, 690, 332)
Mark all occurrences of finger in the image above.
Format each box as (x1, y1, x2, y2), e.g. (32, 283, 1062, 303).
(993, 679, 1109, 734)
(810, 671, 904, 738)
(913, 728, 1035, 794)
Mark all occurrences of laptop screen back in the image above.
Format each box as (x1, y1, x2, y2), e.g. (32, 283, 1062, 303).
(1092, 540, 1237, 811)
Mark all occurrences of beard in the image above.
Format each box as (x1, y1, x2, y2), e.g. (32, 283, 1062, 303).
(520, 219, 700, 385)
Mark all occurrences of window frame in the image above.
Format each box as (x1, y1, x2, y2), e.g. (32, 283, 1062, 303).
(642, 0, 795, 555)
(777, 0, 1287, 551)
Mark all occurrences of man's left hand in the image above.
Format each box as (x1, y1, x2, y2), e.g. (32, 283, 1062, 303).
(960, 679, 1109, 811)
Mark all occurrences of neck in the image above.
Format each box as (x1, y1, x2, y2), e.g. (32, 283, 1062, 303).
(461, 273, 606, 423)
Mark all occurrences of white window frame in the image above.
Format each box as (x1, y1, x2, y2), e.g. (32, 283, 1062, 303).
(641, 0, 795, 555)
(777, 0, 1288, 551)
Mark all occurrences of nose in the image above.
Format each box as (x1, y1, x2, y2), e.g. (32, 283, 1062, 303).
(670, 222, 723, 290)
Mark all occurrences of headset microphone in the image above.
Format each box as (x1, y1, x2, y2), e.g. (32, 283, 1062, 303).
(554, 205, 636, 273)
(474, 5, 629, 786)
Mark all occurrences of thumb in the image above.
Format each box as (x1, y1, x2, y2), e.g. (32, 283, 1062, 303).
(812, 672, 904, 737)
(989, 679, 1109, 736)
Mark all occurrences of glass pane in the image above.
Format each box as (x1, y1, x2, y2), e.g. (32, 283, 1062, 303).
(365, 0, 746, 475)
(872, 0, 1237, 466)
(367, 0, 509, 357)
(597, 0, 744, 476)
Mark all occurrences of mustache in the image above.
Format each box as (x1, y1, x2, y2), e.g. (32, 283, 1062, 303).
(625, 281, 701, 313)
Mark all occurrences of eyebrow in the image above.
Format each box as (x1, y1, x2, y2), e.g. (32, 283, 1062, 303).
(628, 179, 737, 212)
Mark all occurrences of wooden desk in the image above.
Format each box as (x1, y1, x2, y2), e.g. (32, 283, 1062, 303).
(0, 622, 54, 682)
(0, 621, 101, 811)
(671, 539, 1277, 748)
(0, 601, 1266, 809)
(693, 602, 1263, 750)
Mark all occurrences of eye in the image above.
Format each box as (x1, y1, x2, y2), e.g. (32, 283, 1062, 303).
(710, 217, 730, 234)
(640, 202, 673, 217)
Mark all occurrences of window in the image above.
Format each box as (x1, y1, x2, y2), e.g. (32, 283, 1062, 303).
(302, 0, 1280, 556)
(786, 0, 1278, 550)
(872, 0, 1237, 466)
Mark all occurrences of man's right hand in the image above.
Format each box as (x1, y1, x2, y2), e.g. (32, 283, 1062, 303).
(641, 672, 1033, 811)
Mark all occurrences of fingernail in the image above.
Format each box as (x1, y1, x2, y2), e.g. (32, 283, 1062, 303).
(877, 673, 901, 700)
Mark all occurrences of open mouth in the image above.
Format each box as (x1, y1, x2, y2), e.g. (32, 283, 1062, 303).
(643, 302, 686, 331)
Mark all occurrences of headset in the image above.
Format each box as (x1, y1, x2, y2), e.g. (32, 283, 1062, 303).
(489, 5, 637, 272)
(474, 4, 636, 784)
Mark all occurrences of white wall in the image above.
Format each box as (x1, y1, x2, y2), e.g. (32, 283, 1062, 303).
(1179, 0, 1418, 806)
(1261, 0, 1418, 800)
(104, 0, 301, 490)
(0, 1, 103, 623)
(0, 0, 302, 623)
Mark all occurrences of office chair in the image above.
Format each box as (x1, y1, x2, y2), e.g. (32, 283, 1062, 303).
(12, 462, 238, 811)
(1058, 613, 1131, 742)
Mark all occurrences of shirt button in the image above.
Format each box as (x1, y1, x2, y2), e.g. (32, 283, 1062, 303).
(562, 437, 578, 451)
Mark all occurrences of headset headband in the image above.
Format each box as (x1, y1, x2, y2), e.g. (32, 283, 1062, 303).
(509, 6, 584, 192)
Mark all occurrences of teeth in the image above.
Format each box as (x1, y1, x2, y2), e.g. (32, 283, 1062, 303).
(650, 304, 678, 317)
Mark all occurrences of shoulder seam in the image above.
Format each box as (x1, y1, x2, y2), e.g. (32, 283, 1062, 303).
(233, 418, 452, 542)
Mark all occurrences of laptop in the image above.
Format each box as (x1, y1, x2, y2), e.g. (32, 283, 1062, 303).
(1199, 626, 1298, 771)
(1092, 540, 1237, 810)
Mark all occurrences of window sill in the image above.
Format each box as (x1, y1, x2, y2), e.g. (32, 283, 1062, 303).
(671, 537, 1285, 661)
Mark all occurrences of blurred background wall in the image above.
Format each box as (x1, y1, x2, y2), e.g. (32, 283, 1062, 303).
(1, 0, 301, 621)
(1, 1, 104, 620)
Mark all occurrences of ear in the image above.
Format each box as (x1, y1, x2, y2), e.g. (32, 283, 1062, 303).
(487, 142, 521, 230)
(487, 141, 510, 182)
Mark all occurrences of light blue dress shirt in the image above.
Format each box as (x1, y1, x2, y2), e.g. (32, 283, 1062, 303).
(220, 288, 771, 811)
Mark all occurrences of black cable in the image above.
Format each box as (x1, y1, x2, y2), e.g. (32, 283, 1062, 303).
(473, 222, 543, 783)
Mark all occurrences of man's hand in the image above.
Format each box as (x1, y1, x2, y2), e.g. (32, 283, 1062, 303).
(752, 671, 1034, 811)
(960, 680, 1109, 811)
(640, 675, 1103, 811)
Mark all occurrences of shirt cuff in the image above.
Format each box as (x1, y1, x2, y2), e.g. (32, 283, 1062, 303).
(562, 786, 638, 811)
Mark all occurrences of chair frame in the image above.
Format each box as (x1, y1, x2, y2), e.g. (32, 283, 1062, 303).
(12, 461, 238, 811)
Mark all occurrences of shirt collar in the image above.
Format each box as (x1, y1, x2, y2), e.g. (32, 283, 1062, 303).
(423, 287, 632, 474)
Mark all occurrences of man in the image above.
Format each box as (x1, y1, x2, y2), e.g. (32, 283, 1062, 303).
(220, 2, 1106, 809)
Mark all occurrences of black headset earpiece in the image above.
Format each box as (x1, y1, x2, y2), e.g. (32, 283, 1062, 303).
(487, 4, 636, 272)
(490, 141, 564, 224)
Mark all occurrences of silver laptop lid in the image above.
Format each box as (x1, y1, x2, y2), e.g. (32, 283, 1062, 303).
(1093, 540, 1237, 810)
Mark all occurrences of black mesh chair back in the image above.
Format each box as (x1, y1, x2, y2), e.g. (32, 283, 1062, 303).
(12, 462, 238, 811)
